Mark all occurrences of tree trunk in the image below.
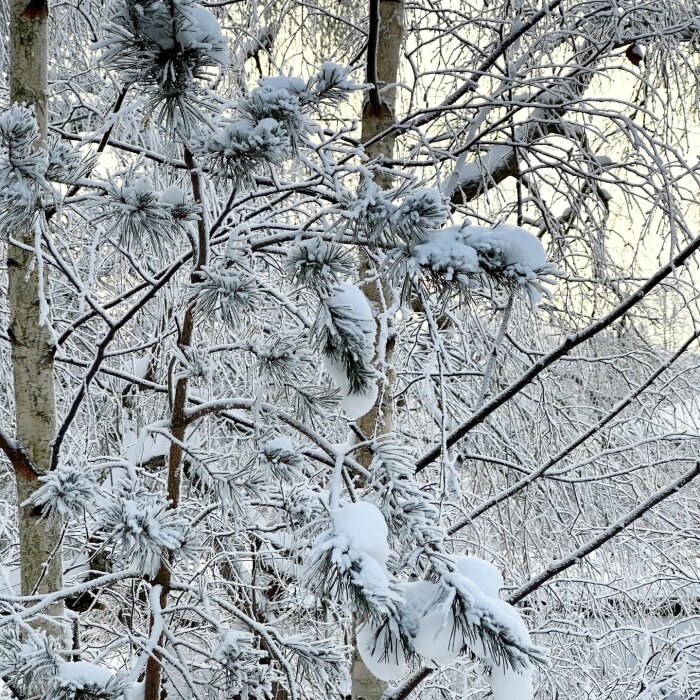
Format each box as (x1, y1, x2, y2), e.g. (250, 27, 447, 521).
(356, 0, 404, 460)
(143, 148, 207, 700)
(9, 0, 65, 635)
(352, 2, 404, 698)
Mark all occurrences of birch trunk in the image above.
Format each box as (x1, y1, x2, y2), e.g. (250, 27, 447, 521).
(9, 0, 65, 633)
(351, 1, 404, 698)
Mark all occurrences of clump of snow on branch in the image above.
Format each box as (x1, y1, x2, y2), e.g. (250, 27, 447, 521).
(396, 219, 557, 304)
(409, 226, 481, 283)
(307, 501, 408, 681)
(336, 182, 556, 306)
(306, 501, 400, 615)
(463, 223, 558, 303)
(49, 660, 127, 700)
(158, 183, 200, 222)
(315, 283, 378, 420)
(340, 438, 545, 683)
(356, 618, 409, 681)
(333, 501, 391, 566)
(454, 555, 504, 598)
(404, 562, 543, 694)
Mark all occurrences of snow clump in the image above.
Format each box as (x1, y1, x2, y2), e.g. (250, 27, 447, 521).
(319, 283, 378, 420)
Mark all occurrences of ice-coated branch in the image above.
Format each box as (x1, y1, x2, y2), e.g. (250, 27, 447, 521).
(415, 228, 700, 473)
(448, 326, 700, 534)
(507, 462, 700, 604)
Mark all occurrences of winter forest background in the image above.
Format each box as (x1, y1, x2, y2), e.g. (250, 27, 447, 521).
(1, 0, 700, 698)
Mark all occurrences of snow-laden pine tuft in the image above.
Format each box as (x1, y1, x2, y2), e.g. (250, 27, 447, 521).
(96, 0, 228, 130)
(97, 480, 200, 576)
(194, 117, 290, 186)
(213, 630, 272, 698)
(194, 266, 263, 326)
(391, 188, 448, 245)
(0, 104, 47, 228)
(158, 184, 201, 222)
(0, 627, 59, 697)
(286, 237, 357, 290)
(401, 566, 542, 685)
(367, 436, 444, 555)
(90, 171, 178, 254)
(259, 435, 307, 481)
(250, 335, 311, 387)
(307, 501, 410, 682)
(45, 137, 96, 185)
(241, 77, 312, 148)
(0, 104, 47, 181)
(339, 178, 396, 243)
(26, 460, 96, 521)
(306, 500, 403, 622)
(409, 226, 481, 282)
(396, 220, 558, 305)
(281, 634, 348, 688)
(307, 62, 367, 106)
(316, 282, 378, 419)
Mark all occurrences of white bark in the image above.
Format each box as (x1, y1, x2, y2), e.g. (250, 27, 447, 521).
(352, 2, 405, 698)
(9, 0, 64, 632)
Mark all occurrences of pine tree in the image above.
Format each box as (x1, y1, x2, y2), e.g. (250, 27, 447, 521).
(2, 2, 700, 700)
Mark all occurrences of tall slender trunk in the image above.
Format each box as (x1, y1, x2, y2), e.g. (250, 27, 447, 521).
(143, 148, 207, 700)
(351, 2, 404, 698)
(9, 0, 65, 635)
